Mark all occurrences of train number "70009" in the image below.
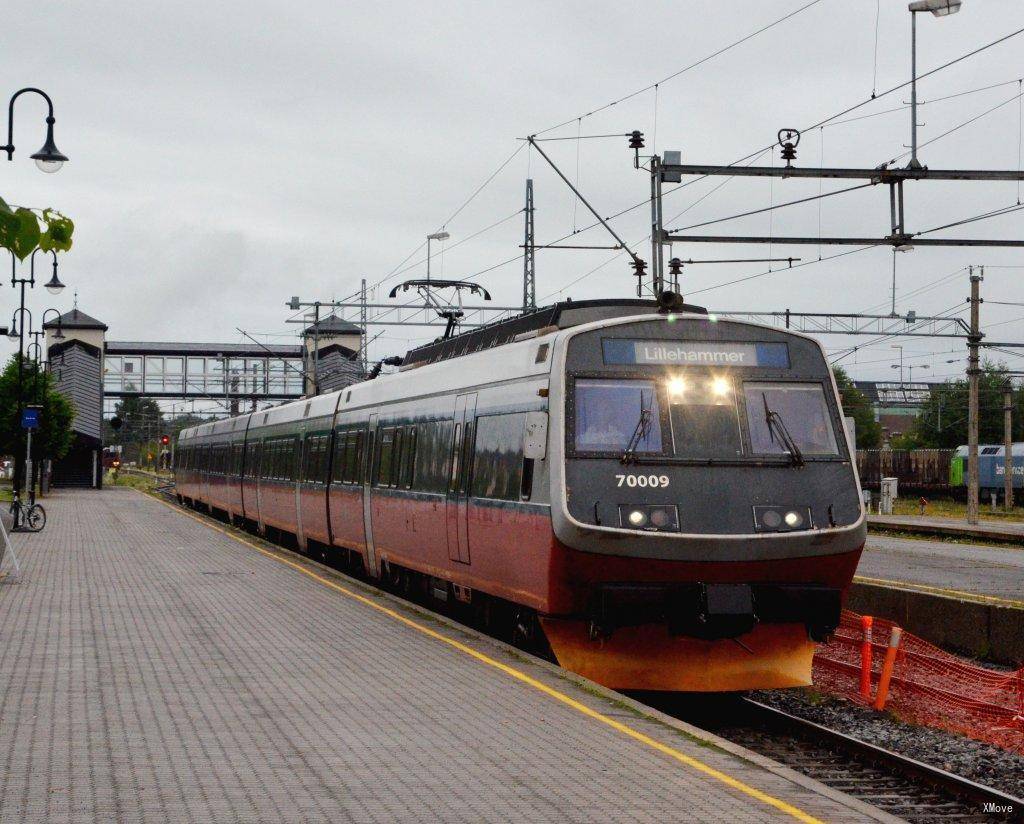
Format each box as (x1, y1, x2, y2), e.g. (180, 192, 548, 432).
(615, 474, 670, 488)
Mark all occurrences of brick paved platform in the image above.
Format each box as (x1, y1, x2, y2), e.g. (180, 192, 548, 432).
(0, 489, 891, 823)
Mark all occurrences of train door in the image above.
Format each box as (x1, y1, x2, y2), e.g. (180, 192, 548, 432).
(446, 393, 476, 564)
(362, 414, 379, 577)
(294, 429, 306, 550)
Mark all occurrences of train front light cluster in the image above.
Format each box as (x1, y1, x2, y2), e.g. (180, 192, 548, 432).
(619, 504, 679, 532)
(752, 505, 812, 533)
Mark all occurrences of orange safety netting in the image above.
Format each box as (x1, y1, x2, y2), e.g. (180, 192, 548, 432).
(812, 610, 1024, 754)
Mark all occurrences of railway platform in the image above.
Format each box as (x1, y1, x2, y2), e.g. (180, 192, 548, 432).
(853, 533, 1024, 665)
(0, 489, 893, 823)
(859, 533, 1024, 606)
(868, 513, 1024, 545)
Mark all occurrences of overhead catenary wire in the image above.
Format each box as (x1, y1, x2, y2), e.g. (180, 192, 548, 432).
(531, 0, 826, 137)
(356, 18, 1024, 349)
(537, 29, 1024, 302)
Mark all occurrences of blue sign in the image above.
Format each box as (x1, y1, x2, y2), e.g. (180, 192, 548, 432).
(21, 408, 40, 429)
(602, 338, 790, 368)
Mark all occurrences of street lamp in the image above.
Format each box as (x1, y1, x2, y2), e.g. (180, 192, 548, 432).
(907, 363, 931, 382)
(891, 344, 905, 383)
(2, 87, 69, 173)
(907, 0, 963, 169)
(41, 307, 64, 340)
(426, 231, 450, 284)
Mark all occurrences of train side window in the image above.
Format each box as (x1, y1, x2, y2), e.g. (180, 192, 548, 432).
(412, 420, 446, 494)
(403, 428, 417, 488)
(317, 435, 330, 484)
(339, 433, 353, 484)
(391, 428, 404, 488)
(472, 413, 527, 501)
(302, 436, 314, 483)
(449, 423, 462, 493)
(458, 420, 476, 495)
(377, 428, 395, 487)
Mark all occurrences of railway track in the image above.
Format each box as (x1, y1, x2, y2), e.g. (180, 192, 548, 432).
(160, 490, 1022, 822)
(644, 694, 1022, 822)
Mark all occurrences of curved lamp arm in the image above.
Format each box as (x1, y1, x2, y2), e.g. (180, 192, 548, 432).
(41, 307, 64, 340)
(3, 87, 55, 161)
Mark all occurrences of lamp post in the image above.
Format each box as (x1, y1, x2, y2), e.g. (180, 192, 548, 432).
(8, 249, 65, 501)
(907, 0, 963, 169)
(2, 87, 69, 172)
(891, 344, 905, 383)
(426, 231, 450, 284)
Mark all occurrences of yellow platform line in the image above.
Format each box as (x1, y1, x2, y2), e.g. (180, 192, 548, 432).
(855, 575, 1024, 610)
(152, 494, 823, 824)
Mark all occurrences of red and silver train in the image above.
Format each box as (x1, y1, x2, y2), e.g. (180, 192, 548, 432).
(176, 298, 866, 692)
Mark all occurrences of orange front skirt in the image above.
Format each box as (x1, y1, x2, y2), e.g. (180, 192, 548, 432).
(540, 618, 814, 692)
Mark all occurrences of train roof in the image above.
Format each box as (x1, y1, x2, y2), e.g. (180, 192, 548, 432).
(954, 443, 1024, 456)
(402, 298, 706, 367)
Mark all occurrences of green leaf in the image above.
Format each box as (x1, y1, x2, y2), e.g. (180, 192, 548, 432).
(0, 207, 42, 260)
(38, 208, 74, 253)
(11, 208, 41, 260)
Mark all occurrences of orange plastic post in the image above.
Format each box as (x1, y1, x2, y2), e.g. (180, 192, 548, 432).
(859, 615, 874, 700)
(873, 626, 903, 711)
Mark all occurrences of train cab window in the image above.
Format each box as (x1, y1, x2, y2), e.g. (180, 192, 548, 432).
(743, 383, 838, 457)
(573, 378, 663, 453)
(666, 374, 743, 459)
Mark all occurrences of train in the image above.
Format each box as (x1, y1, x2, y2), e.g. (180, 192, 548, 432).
(856, 445, 1023, 497)
(175, 297, 867, 692)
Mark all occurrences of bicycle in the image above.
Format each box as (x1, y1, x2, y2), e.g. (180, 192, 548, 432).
(10, 493, 46, 532)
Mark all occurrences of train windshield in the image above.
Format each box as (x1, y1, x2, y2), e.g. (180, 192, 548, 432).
(666, 375, 744, 459)
(743, 383, 838, 456)
(574, 378, 663, 453)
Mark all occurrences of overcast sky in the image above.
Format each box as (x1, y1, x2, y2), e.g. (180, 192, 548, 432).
(5, 0, 1024, 382)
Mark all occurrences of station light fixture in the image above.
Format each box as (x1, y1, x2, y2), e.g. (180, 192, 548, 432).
(908, 0, 961, 16)
(2, 87, 69, 172)
(711, 377, 731, 397)
(667, 377, 686, 398)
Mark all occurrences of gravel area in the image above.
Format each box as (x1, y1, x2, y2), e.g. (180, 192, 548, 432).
(751, 688, 1024, 799)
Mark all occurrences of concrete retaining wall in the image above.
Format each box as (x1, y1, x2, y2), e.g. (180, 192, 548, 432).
(847, 582, 1024, 667)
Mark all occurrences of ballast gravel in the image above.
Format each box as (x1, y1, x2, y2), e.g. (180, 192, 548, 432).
(751, 689, 1024, 799)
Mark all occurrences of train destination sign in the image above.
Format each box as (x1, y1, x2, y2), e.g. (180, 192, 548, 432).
(602, 339, 789, 368)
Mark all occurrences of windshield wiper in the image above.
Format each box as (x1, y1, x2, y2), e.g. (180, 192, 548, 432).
(762, 393, 805, 467)
(621, 393, 654, 464)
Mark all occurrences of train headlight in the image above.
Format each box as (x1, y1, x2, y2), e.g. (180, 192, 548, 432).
(667, 377, 686, 399)
(753, 505, 813, 532)
(627, 509, 648, 527)
(618, 504, 679, 531)
(711, 377, 731, 397)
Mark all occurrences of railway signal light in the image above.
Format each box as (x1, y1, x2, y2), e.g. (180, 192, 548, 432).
(160, 434, 170, 445)
(109, 416, 123, 431)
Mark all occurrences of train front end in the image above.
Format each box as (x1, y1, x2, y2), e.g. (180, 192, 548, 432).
(543, 312, 866, 692)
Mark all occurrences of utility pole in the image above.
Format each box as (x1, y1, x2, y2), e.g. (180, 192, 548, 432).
(359, 279, 369, 374)
(523, 178, 535, 313)
(649, 154, 664, 295)
(1004, 378, 1014, 509)
(967, 267, 982, 525)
